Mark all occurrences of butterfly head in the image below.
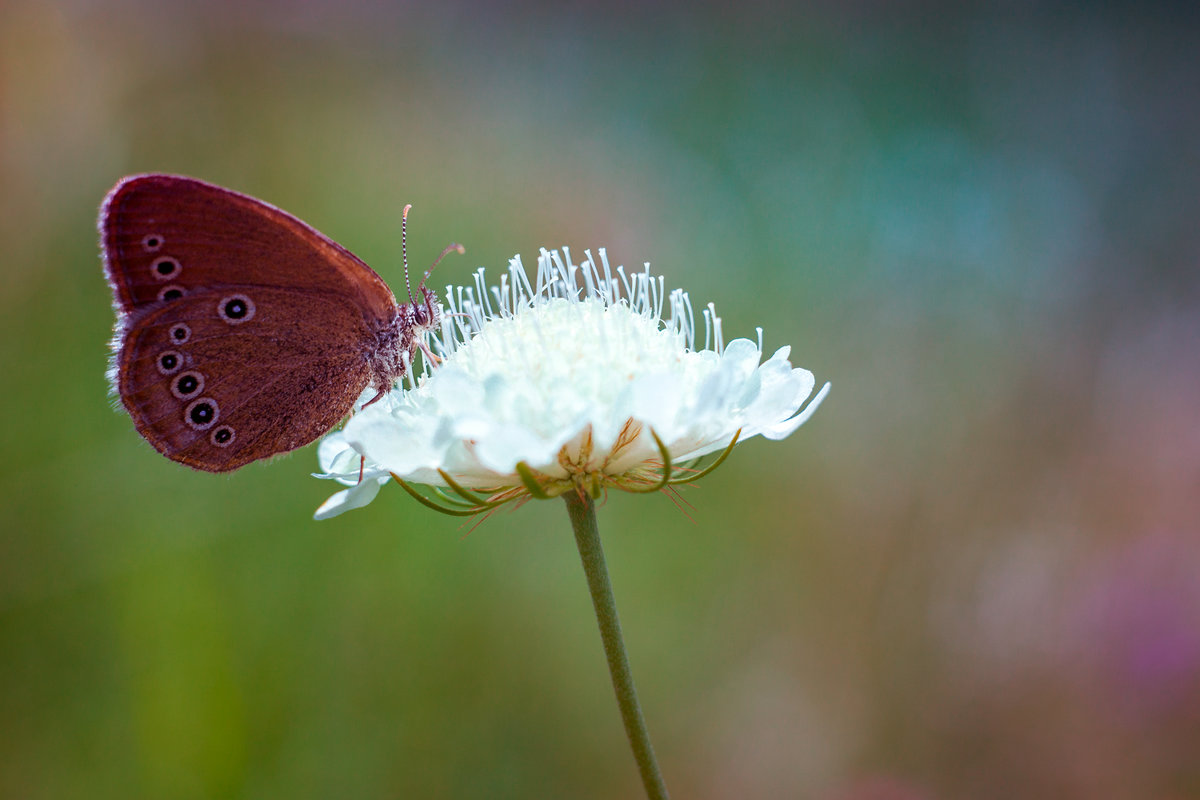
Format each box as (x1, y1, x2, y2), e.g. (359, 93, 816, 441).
(403, 284, 442, 348)
(411, 284, 440, 333)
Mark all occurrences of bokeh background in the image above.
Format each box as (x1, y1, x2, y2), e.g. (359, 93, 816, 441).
(3, 2, 1198, 798)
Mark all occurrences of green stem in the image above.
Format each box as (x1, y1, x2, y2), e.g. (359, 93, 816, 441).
(564, 491, 670, 800)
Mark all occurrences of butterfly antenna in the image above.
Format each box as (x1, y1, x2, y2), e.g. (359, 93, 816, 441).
(403, 203, 465, 294)
(401, 204, 414, 303)
(423, 242, 466, 287)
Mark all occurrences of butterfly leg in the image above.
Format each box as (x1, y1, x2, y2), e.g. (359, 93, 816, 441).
(362, 386, 388, 407)
(418, 340, 441, 366)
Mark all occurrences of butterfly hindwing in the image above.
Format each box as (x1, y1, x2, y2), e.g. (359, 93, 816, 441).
(116, 288, 374, 471)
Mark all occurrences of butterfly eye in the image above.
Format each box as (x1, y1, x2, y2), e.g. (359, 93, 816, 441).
(151, 257, 181, 280)
(169, 323, 191, 344)
(156, 350, 184, 375)
(414, 305, 429, 326)
(210, 426, 236, 447)
(218, 294, 255, 324)
(158, 285, 186, 302)
(171, 371, 204, 400)
(185, 398, 219, 431)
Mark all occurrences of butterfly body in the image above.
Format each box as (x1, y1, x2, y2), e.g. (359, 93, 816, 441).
(101, 174, 440, 472)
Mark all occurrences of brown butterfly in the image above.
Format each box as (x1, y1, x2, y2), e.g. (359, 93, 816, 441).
(101, 174, 460, 472)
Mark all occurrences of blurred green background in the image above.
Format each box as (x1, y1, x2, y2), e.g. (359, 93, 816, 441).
(3, 2, 1199, 798)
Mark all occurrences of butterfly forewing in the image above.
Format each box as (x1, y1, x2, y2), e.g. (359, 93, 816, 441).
(102, 175, 399, 321)
(101, 174, 402, 472)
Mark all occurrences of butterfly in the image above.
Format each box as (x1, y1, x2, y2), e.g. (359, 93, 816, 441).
(101, 174, 460, 472)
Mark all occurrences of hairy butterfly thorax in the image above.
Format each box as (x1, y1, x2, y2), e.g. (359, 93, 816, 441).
(366, 286, 442, 402)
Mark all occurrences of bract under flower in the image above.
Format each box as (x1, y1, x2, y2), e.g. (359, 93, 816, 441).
(314, 248, 828, 518)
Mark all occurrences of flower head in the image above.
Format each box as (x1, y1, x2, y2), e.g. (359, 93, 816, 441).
(314, 248, 828, 518)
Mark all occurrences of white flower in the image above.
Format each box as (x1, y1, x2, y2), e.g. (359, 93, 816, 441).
(314, 248, 829, 519)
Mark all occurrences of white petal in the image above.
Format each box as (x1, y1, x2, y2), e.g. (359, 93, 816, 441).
(628, 372, 686, 435)
(473, 423, 562, 474)
(315, 432, 366, 485)
(345, 408, 444, 475)
(721, 338, 763, 383)
(760, 381, 831, 440)
(313, 476, 387, 520)
(429, 366, 487, 415)
(743, 363, 816, 430)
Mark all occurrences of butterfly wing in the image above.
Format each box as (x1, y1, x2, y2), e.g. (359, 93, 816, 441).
(101, 174, 397, 472)
(102, 174, 398, 321)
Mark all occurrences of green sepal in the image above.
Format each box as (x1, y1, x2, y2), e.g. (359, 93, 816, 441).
(437, 469, 503, 508)
(391, 473, 486, 516)
(515, 462, 552, 499)
(668, 429, 741, 485)
(623, 428, 672, 493)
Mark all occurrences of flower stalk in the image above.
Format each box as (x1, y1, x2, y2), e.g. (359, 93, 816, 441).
(564, 490, 670, 800)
